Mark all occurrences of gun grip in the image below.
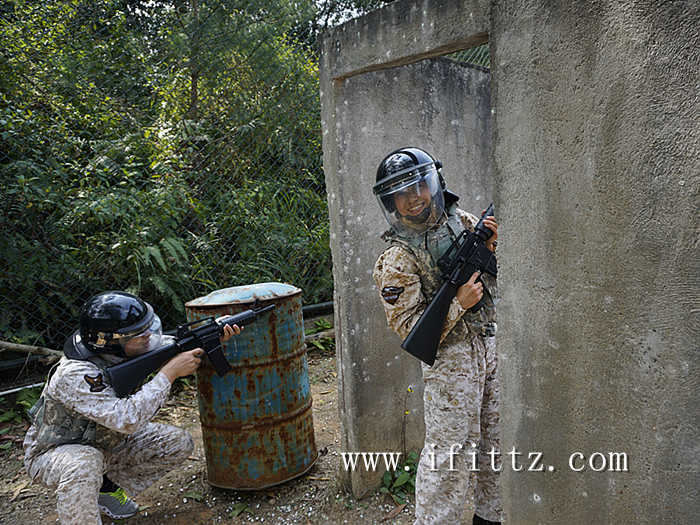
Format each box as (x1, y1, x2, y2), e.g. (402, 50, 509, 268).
(468, 295, 487, 313)
(467, 276, 494, 313)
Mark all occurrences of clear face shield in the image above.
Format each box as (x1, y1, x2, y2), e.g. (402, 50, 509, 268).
(374, 164, 445, 236)
(117, 314, 163, 356)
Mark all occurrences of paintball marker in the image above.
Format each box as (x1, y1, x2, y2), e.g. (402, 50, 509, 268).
(106, 304, 275, 397)
(401, 204, 497, 366)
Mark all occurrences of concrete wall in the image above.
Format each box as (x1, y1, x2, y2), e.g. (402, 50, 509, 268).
(321, 55, 492, 494)
(322, 0, 489, 80)
(321, 0, 699, 519)
(492, 1, 699, 523)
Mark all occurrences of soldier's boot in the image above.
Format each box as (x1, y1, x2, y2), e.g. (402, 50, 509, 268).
(473, 515, 500, 525)
(98, 476, 139, 519)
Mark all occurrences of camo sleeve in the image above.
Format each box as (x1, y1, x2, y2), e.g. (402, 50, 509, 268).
(373, 245, 466, 344)
(457, 209, 479, 230)
(46, 359, 172, 435)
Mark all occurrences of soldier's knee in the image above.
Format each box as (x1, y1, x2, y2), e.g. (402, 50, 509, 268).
(64, 446, 104, 480)
(50, 446, 104, 492)
(180, 430, 194, 457)
(167, 426, 194, 458)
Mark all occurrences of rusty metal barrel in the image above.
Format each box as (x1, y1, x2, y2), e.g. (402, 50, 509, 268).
(185, 283, 317, 489)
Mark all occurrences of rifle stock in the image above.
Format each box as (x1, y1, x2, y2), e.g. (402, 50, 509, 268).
(401, 278, 459, 366)
(106, 341, 183, 398)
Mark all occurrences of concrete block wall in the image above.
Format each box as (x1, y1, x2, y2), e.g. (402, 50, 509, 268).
(492, 2, 699, 523)
(321, 0, 699, 520)
(321, 56, 492, 496)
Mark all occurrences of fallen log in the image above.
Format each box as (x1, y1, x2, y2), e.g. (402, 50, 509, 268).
(0, 340, 63, 360)
(304, 329, 335, 343)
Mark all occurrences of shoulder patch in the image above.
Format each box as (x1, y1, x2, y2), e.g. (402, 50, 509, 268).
(84, 373, 107, 392)
(381, 286, 405, 305)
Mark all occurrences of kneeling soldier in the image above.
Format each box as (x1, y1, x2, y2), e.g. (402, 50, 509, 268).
(23, 291, 238, 524)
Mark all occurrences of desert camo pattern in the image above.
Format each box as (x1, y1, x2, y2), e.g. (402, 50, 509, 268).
(373, 208, 502, 524)
(23, 357, 193, 525)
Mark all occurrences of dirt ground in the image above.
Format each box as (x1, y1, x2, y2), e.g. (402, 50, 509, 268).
(0, 339, 415, 525)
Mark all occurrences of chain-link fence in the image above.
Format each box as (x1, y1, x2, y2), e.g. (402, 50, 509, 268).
(0, 0, 485, 357)
(447, 43, 490, 69)
(0, 0, 380, 353)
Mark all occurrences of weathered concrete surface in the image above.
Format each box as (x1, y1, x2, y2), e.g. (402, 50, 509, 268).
(321, 56, 492, 496)
(321, 0, 699, 519)
(321, 0, 488, 81)
(491, 1, 700, 523)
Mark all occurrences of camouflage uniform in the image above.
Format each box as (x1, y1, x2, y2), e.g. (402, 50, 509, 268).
(373, 205, 502, 524)
(23, 355, 193, 525)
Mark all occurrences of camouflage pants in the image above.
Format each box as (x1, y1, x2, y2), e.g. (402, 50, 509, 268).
(414, 335, 502, 525)
(27, 423, 193, 525)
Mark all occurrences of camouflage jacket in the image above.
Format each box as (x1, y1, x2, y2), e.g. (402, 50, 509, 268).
(23, 356, 172, 464)
(373, 206, 497, 348)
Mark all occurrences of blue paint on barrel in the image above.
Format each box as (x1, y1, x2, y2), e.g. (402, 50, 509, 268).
(185, 283, 318, 489)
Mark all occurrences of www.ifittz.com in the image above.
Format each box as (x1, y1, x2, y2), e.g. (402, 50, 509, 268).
(341, 445, 629, 473)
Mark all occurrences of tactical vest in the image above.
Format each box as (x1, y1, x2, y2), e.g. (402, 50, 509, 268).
(28, 356, 127, 456)
(382, 205, 497, 336)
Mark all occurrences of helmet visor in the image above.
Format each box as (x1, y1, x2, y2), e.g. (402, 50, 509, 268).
(118, 314, 163, 356)
(374, 165, 445, 235)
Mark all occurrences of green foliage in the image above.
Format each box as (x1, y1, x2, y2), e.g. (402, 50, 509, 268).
(308, 318, 332, 334)
(0, 409, 23, 425)
(309, 337, 334, 353)
(0, 384, 42, 429)
(15, 386, 42, 418)
(379, 451, 419, 506)
(2, 1, 311, 346)
(292, 0, 390, 48)
(229, 502, 249, 518)
(1, 0, 387, 349)
(307, 318, 334, 352)
(183, 490, 203, 502)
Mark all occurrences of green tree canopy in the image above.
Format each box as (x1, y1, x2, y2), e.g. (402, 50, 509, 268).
(1, 0, 388, 348)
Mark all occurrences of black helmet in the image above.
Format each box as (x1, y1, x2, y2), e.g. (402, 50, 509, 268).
(373, 147, 447, 235)
(64, 291, 162, 360)
(375, 147, 445, 210)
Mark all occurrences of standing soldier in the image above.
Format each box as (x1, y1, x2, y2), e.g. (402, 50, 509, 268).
(23, 291, 239, 524)
(372, 147, 502, 525)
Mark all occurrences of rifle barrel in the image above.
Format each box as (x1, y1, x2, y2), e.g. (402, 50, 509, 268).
(218, 305, 275, 328)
